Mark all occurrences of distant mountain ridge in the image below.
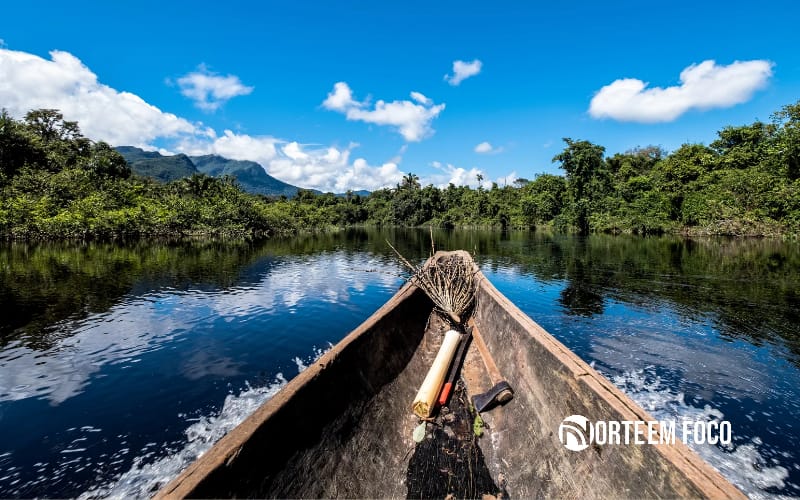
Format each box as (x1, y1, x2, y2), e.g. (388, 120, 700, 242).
(190, 154, 301, 197)
(115, 147, 198, 183)
(115, 146, 302, 197)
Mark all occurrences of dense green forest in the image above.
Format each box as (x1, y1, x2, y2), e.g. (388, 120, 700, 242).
(1, 102, 799, 239)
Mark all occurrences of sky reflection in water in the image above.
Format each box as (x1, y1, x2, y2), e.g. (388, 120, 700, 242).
(0, 230, 798, 497)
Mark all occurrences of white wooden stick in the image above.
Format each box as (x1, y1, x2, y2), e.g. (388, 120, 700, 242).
(412, 330, 463, 418)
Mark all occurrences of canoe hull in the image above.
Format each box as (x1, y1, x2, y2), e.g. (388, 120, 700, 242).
(157, 282, 434, 498)
(157, 251, 743, 499)
(469, 265, 741, 498)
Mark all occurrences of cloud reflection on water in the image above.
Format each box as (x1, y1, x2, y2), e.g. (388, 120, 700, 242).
(0, 252, 401, 406)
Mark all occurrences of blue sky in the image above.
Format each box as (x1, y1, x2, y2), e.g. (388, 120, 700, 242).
(1, 1, 799, 192)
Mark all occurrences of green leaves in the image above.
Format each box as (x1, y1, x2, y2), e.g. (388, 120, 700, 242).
(553, 138, 607, 234)
(413, 422, 427, 443)
(4, 101, 800, 239)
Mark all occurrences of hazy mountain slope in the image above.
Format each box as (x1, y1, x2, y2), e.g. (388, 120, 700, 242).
(190, 154, 300, 197)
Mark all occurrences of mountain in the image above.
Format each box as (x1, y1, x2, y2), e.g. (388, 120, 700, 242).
(115, 147, 302, 197)
(114, 146, 165, 163)
(190, 154, 300, 197)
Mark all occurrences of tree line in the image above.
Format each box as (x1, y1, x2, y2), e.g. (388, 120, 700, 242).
(1, 102, 799, 240)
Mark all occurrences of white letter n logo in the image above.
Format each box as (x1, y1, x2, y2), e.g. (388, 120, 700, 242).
(559, 415, 592, 452)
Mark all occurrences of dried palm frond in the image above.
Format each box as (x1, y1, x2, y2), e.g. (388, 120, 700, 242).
(386, 241, 476, 325)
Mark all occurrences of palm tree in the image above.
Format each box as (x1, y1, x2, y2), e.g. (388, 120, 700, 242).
(400, 173, 421, 190)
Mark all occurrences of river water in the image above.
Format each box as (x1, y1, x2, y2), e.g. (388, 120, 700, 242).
(0, 229, 798, 498)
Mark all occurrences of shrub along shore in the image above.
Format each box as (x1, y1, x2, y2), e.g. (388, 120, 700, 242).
(2, 103, 799, 240)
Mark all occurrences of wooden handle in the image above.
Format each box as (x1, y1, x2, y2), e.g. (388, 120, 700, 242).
(412, 330, 463, 418)
(437, 331, 470, 406)
(467, 318, 503, 385)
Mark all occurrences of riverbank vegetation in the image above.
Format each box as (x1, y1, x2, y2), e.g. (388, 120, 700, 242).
(4, 230, 799, 360)
(2, 102, 799, 239)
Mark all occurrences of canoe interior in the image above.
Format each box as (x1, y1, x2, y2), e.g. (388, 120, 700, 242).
(159, 283, 482, 498)
(157, 251, 743, 499)
(469, 274, 742, 499)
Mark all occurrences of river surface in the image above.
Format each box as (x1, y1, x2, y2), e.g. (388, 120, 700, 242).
(0, 229, 798, 498)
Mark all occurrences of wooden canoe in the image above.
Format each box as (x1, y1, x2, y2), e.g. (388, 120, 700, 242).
(156, 251, 743, 499)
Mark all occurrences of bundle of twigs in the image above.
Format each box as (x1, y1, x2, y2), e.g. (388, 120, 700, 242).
(387, 236, 479, 418)
(386, 241, 476, 325)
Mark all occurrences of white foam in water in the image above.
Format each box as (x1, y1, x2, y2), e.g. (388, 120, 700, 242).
(79, 375, 287, 499)
(293, 343, 334, 374)
(610, 367, 791, 499)
(292, 356, 306, 373)
(81, 352, 790, 498)
(81, 344, 333, 499)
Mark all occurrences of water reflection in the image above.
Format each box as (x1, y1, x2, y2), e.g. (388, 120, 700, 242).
(0, 240, 266, 349)
(0, 237, 409, 497)
(0, 230, 799, 497)
(469, 232, 800, 366)
(0, 250, 401, 406)
(559, 257, 605, 316)
(586, 304, 775, 402)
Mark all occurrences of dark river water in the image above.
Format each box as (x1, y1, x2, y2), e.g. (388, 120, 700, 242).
(1, 229, 798, 498)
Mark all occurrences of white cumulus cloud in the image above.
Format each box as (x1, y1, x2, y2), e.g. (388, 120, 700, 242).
(474, 141, 503, 154)
(322, 82, 445, 142)
(0, 48, 198, 147)
(267, 142, 404, 193)
(589, 59, 774, 123)
(175, 134, 404, 193)
(444, 59, 482, 86)
(426, 161, 485, 188)
(0, 47, 404, 192)
(321, 81, 356, 111)
(176, 64, 253, 112)
(0, 47, 488, 193)
(173, 130, 280, 167)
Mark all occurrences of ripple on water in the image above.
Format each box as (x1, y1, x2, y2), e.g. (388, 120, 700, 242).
(3, 235, 799, 498)
(607, 367, 793, 498)
(78, 345, 332, 499)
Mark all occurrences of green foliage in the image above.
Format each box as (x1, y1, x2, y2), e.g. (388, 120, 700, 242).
(521, 174, 566, 226)
(771, 101, 800, 180)
(4, 100, 800, 240)
(711, 122, 774, 170)
(1, 110, 45, 180)
(0, 110, 308, 239)
(552, 138, 607, 234)
(127, 153, 198, 182)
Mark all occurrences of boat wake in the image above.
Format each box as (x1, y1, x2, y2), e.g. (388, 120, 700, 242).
(607, 366, 792, 499)
(80, 346, 332, 499)
(293, 342, 334, 373)
(82, 352, 790, 499)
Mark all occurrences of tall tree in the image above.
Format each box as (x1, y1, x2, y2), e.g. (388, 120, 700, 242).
(552, 138, 606, 234)
(24, 109, 82, 144)
(711, 122, 774, 170)
(23, 109, 90, 170)
(521, 173, 567, 225)
(0, 110, 44, 180)
(400, 172, 420, 190)
(771, 101, 800, 180)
